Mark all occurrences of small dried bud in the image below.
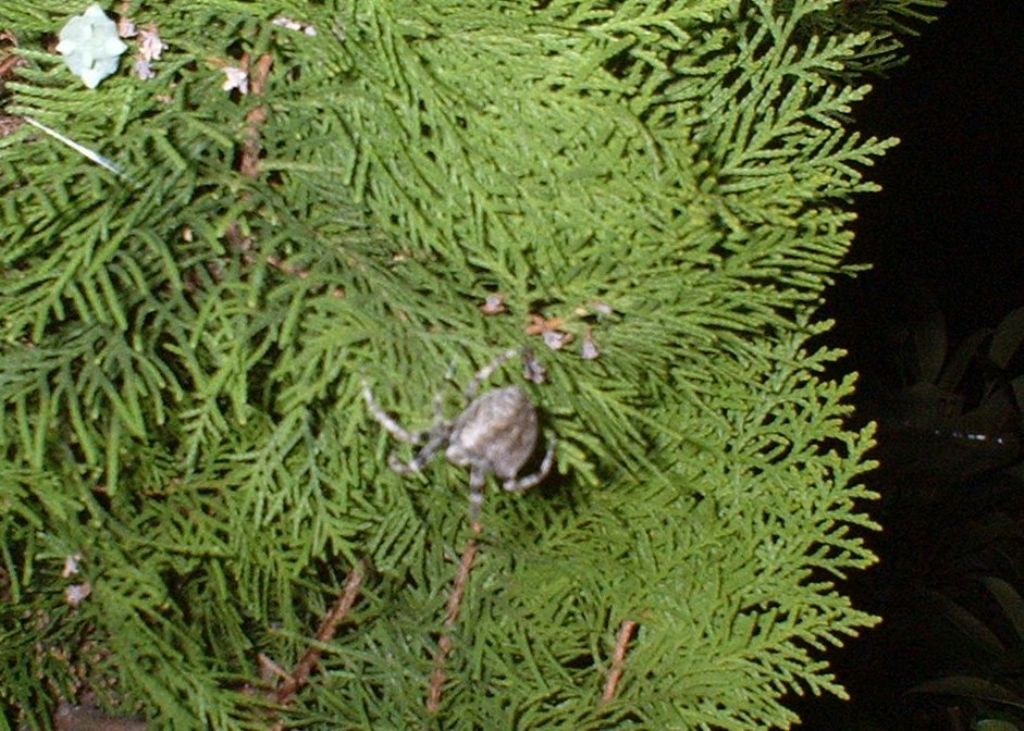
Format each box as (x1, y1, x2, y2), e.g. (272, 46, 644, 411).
(522, 349, 547, 384)
(65, 582, 92, 606)
(273, 16, 317, 36)
(134, 58, 155, 80)
(480, 293, 507, 315)
(117, 17, 137, 38)
(542, 330, 573, 350)
(138, 25, 165, 63)
(62, 553, 83, 577)
(581, 329, 600, 360)
(525, 314, 565, 335)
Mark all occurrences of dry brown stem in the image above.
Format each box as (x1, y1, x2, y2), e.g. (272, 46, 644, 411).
(239, 52, 273, 179)
(272, 560, 366, 708)
(426, 525, 481, 713)
(600, 619, 638, 705)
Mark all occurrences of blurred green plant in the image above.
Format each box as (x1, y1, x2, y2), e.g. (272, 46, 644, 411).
(793, 289, 1024, 730)
(870, 287, 1023, 487)
(910, 576, 1024, 730)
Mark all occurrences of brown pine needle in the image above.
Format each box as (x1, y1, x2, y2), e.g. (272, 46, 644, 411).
(601, 619, 638, 705)
(426, 528, 480, 713)
(274, 560, 366, 707)
(240, 52, 273, 179)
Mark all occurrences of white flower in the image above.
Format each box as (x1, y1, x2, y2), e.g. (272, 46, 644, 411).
(56, 4, 127, 89)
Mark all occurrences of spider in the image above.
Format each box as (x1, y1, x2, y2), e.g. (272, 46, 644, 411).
(362, 348, 556, 525)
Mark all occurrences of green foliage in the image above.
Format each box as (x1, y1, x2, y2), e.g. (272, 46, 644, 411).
(868, 288, 1024, 486)
(909, 577, 1024, 730)
(0, 0, 937, 728)
(799, 0, 945, 76)
(804, 297, 1024, 730)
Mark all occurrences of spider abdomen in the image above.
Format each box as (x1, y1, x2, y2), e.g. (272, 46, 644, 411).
(446, 386, 539, 479)
(364, 349, 555, 523)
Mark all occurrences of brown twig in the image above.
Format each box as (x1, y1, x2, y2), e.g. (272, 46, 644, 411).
(240, 52, 273, 180)
(0, 30, 24, 81)
(222, 52, 272, 265)
(0, 30, 27, 138)
(426, 525, 481, 713)
(600, 619, 638, 705)
(272, 560, 366, 707)
(266, 254, 310, 279)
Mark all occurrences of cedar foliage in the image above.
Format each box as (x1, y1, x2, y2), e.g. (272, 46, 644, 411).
(0, 1, 940, 728)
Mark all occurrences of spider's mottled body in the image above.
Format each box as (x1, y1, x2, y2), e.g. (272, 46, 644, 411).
(446, 385, 538, 479)
(363, 349, 556, 524)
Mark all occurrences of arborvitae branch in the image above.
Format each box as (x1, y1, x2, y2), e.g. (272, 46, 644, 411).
(0, 1, 939, 727)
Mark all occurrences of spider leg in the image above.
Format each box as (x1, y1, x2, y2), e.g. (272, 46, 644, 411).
(468, 463, 487, 525)
(362, 380, 424, 444)
(428, 360, 459, 425)
(501, 437, 556, 493)
(388, 425, 450, 474)
(464, 347, 522, 401)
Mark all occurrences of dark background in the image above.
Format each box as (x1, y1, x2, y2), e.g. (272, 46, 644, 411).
(799, 1, 1024, 728)
(828, 0, 1023, 347)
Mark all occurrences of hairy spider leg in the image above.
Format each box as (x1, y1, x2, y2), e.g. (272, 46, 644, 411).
(501, 437, 557, 493)
(463, 347, 522, 401)
(388, 424, 451, 474)
(362, 381, 426, 445)
(467, 437, 555, 523)
(364, 381, 455, 473)
(429, 359, 459, 420)
(468, 462, 488, 525)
